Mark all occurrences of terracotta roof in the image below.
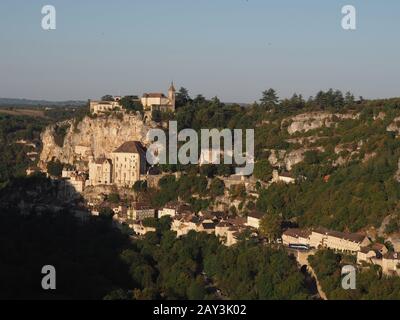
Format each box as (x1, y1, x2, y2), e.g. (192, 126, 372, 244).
(365, 243, 386, 253)
(132, 203, 153, 211)
(113, 141, 146, 154)
(216, 221, 231, 228)
(314, 227, 367, 243)
(360, 247, 373, 254)
(228, 217, 247, 226)
(283, 228, 312, 239)
(143, 93, 165, 98)
(248, 211, 264, 219)
(384, 252, 400, 260)
(164, 202, 191, 213)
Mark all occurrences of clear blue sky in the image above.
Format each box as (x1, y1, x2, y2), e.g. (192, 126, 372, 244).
(0, 0, 399, 102)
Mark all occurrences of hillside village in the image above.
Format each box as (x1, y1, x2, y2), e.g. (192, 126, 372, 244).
(11, 85, 400, 287)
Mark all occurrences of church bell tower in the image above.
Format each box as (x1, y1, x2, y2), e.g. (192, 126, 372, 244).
(168, 81, 176, 112)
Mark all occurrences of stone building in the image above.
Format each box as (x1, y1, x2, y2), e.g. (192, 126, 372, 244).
(309, 228, 371, 254)
(130, 221, 157, 236)
(127, 203, 155, 221)
(282, 229, 312, 247)
(382, 252, 400, 275)
(282, 227, 371, 254)
(88, 157, 113, 186)
(89, 100, 121, 114)
(141, 82, 176, 113)
(246, 211, 264, 229)
(111, 141, 147, 188)
(272, 170, 296, 184)
(88, 141, 146, 188)
(158, 202, 191, 219)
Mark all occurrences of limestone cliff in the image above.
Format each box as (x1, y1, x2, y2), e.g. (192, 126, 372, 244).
(39, 113, 153, 170)
(283, 111, 359, 135)
(268, 147, 324, 171)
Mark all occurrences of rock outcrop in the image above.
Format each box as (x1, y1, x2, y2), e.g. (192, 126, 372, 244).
(39, 113, 153, 170)
(284, 112, 359, 135)
(387, 117, 400, 135)
(268, 149, 306, 171)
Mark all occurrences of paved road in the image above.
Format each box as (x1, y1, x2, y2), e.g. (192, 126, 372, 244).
(287, 248, 328, 300)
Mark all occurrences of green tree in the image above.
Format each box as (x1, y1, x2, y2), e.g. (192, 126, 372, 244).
(101, 95, 114, 101)
(133, 180, 147, 193)
(152, 110, 162, 123)
(260, 89, 279, 109)
(47, 160, 63, 177)
(176, 87, 191, 108)
(119, 96, 143, 112)
(253, 160, 273, 182)
(259, 213, 283, 242)
(187, 279, 206, 300)
(209, 178, 225, 197)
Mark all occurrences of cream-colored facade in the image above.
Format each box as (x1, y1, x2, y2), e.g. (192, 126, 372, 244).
(312, 229, 370, 253)
(88, 141, 146, 188)
(88, 157, 113, 186)
(112, 151, 141, 187)
(90, 100, 121, 114)
(382, 253, 400, 275)
(246, 212, 263, 229)
(272, 170, 296, 184)
(304, 228, 371, 254)
(158, 207, 177, 219)
(282, 229, 311, 246)
(130, 221, 157, 235)
(171, 215, 199, 237)
(283, 227, 371, 254)
(141, 83, 176, 113)
(111, 141, 146, 188)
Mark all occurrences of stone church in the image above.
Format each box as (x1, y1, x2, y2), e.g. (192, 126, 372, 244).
(141, 82, 176, 113)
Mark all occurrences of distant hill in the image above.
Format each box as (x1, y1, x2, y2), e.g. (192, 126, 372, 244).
(0, 98, 86, 107)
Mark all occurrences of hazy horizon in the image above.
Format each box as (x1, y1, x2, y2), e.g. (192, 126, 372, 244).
(1, 0, 399, 102)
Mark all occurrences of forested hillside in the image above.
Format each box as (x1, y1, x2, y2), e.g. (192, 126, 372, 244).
(166, 88, 400, 233)
(309, 249, 400, 299)
(0, 105, 88, 188)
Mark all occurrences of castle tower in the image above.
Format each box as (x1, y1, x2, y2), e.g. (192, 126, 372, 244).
(168, 81, 176, 112)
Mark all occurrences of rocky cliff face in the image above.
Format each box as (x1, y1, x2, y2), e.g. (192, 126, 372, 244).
(39, 113, 153, 169)
(268, 147, 325, 171)
(284, 111, 359, 135)
(387, 116, 400, 135)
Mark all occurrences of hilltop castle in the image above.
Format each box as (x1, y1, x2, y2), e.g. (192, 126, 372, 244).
(89, 83, 176, 114)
